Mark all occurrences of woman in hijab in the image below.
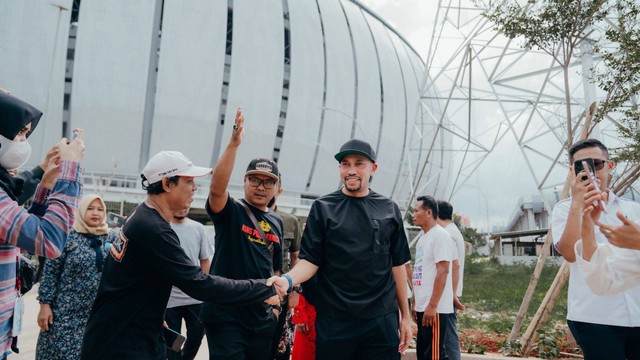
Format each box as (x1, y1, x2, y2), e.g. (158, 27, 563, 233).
(0, 92, 85, 359)
(36, 194, 118, 360)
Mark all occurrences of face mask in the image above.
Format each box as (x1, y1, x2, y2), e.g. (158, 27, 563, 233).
(0, 135, 32, 170)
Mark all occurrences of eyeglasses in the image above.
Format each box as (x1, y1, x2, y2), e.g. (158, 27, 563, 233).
(247, 176, 277, 189)
(592, 159, 608, 171)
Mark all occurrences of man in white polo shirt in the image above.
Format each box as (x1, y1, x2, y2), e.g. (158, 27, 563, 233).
(552, 138, 640, 359)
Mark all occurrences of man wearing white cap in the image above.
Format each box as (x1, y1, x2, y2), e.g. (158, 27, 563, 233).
(81, 151, 280, 359)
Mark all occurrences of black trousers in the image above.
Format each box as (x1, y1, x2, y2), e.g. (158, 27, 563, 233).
(165, 304, 206, 360)
(568, 320, 640, 360)
(315, 312, 400, 360)
(416, 312, 452, 360)
(203, 313, 277, 360)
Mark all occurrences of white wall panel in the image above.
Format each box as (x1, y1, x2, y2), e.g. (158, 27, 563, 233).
(278, 0, 325, 193)
(0, 0, 71, 167)
(307, 0, 356, 194)
(150, 0, 227, 167)
(391, 35, 423, 200)
(70, 0, 156, 175)
(222, 0, 284, 183)
(365, 15, 406, 197)
(341, 1, 381, 150)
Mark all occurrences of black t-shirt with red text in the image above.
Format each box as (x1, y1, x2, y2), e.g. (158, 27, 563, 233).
(200, 195, 283, 322)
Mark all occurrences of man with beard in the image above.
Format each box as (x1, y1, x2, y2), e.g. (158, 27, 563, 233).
(272, 139, 412, 360)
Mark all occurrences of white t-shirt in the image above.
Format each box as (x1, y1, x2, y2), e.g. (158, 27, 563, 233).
(552, 192, 640, 327)
(575, 240, 640, 296)
(413, 224, 455, 314)
(167, 218, 215, 308)
(445, 222, 465, 297)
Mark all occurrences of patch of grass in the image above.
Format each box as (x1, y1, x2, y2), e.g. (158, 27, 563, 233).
(460, 255, 568, 332)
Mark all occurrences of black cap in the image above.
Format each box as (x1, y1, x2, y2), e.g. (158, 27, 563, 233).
(246, 158, 279, 181)
(334, 139, 376, 162)
(0, 93, 42, 140)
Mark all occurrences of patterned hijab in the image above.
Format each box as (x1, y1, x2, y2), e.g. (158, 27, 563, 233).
(72, 194, 109, 235)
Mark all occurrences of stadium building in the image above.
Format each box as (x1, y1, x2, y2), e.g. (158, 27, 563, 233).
(0, 0, 451, 217)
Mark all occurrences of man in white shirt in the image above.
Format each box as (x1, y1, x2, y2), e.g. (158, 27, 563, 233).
(552, 138, 640, 359)
(165, 208, 215, 360)
(412, 195, 456, 360)
(437, 200, 465, 360)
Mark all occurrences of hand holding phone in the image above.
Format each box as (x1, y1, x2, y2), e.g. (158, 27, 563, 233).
(582, 160, 608, 213)
(163, 327, 186, 352)
(574, 158, 595, 181)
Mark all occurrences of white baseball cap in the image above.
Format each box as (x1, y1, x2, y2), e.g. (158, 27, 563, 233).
(142, 151, 212, 186)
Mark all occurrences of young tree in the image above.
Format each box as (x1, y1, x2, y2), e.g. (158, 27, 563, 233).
(482, 0, 609, 149)
(590, 0, 640, 194)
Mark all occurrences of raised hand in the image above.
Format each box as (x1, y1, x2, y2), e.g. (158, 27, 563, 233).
(39, 144, 59, 171)
(230, 108, 244, 146)
(598, 212, 640, 250)
(58, 128, 85, 163)
(40, 155, 61, 190)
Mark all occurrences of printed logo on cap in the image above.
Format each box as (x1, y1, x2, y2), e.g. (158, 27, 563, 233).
(255, 161, 274, 173)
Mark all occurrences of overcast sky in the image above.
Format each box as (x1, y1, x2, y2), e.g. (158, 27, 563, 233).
(359, 0, 434, 61)
(359, 1, 548, 232)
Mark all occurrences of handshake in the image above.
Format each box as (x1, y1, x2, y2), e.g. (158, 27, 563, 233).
(263, 275, 292, 305)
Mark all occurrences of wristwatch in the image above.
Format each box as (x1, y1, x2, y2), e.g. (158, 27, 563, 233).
(293, 285, 303, 294)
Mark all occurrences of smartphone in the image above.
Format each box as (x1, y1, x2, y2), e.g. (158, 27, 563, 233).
(582, 160, 608, 213)
(163, 327, 186, 352)
(107, 212, 126, 227)
(574, 158, 595, 181)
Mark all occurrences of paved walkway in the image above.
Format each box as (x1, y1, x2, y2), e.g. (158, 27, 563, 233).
(12, 287, 540, 360)
(11, 285, 210, 360)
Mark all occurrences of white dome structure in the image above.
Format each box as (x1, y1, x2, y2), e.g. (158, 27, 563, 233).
(0, 0, 451, 212)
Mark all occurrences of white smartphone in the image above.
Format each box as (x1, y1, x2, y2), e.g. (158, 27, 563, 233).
(582, 160, 607, 213)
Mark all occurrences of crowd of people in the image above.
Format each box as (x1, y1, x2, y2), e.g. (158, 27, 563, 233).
(1, 89, 639, 360)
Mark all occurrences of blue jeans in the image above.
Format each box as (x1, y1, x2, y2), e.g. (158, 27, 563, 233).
(444, 311, 460, 360)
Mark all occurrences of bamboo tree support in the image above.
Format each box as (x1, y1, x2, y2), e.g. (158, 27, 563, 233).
(506, 232, 553, 343)
(521, 261, 570, 356)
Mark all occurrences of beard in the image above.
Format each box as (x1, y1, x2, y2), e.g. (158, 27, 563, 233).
(343, 178, 362, 192)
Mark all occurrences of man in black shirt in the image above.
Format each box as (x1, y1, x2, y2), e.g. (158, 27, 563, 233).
(80, 150, 279, 360)
(201, 108, 284, 360)
(274, 138, 413, 360)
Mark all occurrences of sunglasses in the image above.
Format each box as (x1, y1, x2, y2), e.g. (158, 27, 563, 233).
(247, 176, 277, 189)
(592, 159, 608, 171)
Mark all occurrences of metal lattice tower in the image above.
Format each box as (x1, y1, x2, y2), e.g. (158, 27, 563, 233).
(410, 0, 636, 230)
